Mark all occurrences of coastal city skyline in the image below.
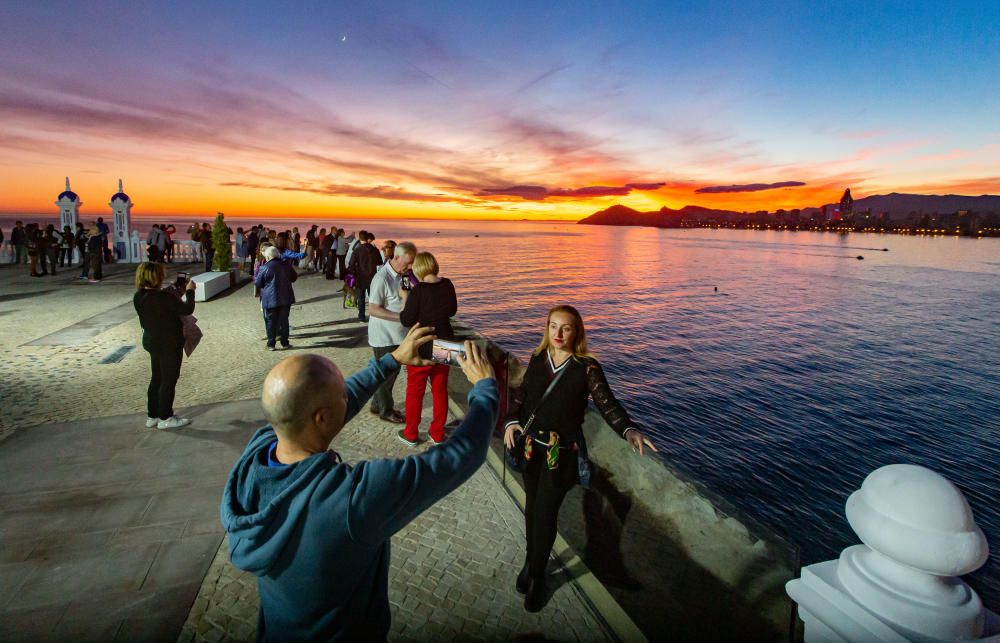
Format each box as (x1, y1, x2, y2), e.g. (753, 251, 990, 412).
(2, 1, 999, 220)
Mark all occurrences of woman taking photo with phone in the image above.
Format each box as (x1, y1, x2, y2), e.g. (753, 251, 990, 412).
(399, 251, 457, 447)
(504, 305, 657, 612)
(134, 262, 196, 429)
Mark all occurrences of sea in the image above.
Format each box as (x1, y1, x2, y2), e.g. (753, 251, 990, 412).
(3, 213, 999, 606)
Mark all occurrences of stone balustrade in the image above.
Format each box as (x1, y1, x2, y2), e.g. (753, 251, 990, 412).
(0, 239, 205, 264)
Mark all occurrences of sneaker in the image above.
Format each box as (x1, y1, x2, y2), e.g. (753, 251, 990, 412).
(281, 343, 293, 350)
(157, 416, 190, 429)
(79, 276, 88, 281)
(430, 435, 446, 445)
(145, 417, 159, 428)
(269, 346, 278, 352)
(397, 430, 420, 447)
(88, 279, 100, 283)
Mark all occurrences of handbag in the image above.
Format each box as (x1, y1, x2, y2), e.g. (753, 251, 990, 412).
(504, 365, 568, 472)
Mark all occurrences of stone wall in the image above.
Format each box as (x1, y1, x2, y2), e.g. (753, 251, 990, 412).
(449, 322, 797, 639)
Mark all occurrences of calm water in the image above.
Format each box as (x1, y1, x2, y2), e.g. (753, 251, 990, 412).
(4, 215, 998, 605)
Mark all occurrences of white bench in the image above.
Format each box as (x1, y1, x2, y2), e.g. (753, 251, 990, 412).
(192, 271, 231, 302)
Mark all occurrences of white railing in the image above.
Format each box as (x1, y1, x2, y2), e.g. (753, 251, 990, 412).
(0, 240, 83, 264)
(0, 239, 206, 265)
(171, 240, 204, 263)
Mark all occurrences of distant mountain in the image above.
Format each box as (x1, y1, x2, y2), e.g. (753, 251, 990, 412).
(578, 192, 1000, 226)
(578, 204, 743, 227)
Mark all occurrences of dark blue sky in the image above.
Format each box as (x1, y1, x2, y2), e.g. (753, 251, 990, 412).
(1, 1, 998, 216)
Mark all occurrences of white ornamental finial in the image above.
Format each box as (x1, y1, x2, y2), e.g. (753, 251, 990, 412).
(118, 178, 123, 192)
(65, 176, 70, 190)
(786, 464, 998, 641)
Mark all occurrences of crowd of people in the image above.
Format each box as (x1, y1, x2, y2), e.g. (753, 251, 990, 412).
(2, 218, 111, 281)
(85, 216, 659, 638)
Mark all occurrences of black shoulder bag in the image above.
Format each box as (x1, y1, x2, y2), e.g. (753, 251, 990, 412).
(503, 366, 568, 474)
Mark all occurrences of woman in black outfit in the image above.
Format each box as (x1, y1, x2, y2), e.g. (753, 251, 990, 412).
(133, 262, 196, 429)
(399, 251, 458, 446)
(504, 305, 658, 612)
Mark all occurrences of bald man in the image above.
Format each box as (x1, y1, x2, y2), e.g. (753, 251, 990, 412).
(221, 325, 498, 642)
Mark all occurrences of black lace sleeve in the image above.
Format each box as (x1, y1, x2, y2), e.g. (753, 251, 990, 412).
(585, 358, 636, 438)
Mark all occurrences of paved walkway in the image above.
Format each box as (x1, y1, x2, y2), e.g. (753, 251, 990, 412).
(0, 262, 611, 641)
(0, 400, 263, 642)
(180, 405, 607, 642)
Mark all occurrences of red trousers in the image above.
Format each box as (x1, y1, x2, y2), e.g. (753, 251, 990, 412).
(404, 363, 450, 441)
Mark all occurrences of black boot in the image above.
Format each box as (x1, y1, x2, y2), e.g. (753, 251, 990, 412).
(524, 577, 547, 612)
(516, 562, 530, 594)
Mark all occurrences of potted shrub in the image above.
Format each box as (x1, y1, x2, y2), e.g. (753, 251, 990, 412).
(211, 211, 235, 285)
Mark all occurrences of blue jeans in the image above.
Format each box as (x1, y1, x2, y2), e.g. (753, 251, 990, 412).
(264, 305, 291, 347)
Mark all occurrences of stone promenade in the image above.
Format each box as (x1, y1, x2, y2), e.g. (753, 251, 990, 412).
(0, 260, 612, 641)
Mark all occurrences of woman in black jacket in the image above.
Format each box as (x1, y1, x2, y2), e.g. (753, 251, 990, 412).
(504, 305, 658, 612)
(134, 262, 196, 429)
(399, 251, 457, 446)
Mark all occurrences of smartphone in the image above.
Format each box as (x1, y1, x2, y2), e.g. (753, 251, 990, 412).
(401, 275, 412, 290)
(175, 271, 189, 288)
(431, 339, 466, 367)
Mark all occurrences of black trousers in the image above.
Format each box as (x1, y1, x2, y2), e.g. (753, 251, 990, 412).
(356, 285, 368, 320)
(337, 254, 347, 279)
(370, 345, 399, 415)
(522, 447, 578, 579)
(146, 344, 183, 419)
(264, 305, 291, 347)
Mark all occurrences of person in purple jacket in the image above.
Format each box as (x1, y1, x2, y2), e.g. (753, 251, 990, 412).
(221, 325, 498, 641)
(255, 246, 298, 350)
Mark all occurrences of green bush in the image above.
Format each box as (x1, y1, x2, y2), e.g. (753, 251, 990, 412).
(212, 212, 232, 272)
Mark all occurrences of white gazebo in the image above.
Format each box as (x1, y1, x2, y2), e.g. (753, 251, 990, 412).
(109, 179, 138, 262)
(55, 177, 81, 231)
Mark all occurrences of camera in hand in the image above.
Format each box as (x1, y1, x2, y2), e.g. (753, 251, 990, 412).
(401, 275, 412, 290)
(431, 339, 466, 367)
(175, 271, 189, 288)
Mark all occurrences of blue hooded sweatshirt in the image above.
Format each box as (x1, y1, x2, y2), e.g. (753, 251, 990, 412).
(221, 353, 499, 642)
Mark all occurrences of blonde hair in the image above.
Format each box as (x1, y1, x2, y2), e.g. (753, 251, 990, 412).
(533, 305, 593, 359)
(135, 262, 165, 290)
(412, 251, 439, 279)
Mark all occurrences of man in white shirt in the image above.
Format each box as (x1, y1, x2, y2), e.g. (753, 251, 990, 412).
(366, 241, 417, 424)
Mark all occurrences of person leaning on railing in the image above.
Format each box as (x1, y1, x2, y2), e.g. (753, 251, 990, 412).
(503, 304, 658, 612)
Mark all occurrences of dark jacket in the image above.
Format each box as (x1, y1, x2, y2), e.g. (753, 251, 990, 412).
(11, 226, 27, 246)
(245, 233, 259, 257)
(221, 355, 499, 642)
(347, 243, 382, 290)
(506, 353, 637, 444)
(133, 288, 196, 350)
(86, 234, 103, 256)
(399, 278, 458, 358)
(255, 258, 298, 309)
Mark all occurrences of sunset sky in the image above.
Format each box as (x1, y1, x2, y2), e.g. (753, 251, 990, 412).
(2, 1, 999, 220)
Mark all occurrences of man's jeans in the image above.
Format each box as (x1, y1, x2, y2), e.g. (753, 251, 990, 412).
(204, 249, 215, 272)
(370, 345, 400, 416)
(13, 245, 27, 264)
(264, 305, 291, 347)
(356, 286, 368, 320)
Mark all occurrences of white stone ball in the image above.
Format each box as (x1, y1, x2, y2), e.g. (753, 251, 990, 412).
(845, 464, 989, 576)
